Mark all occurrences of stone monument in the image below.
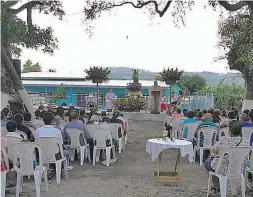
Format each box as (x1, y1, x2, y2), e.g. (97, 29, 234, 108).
(127, 69, 142, 96)
(149, 81, 161, 114)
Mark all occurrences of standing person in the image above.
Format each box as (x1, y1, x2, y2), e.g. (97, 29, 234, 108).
(5, 121, 23, 139)
(105, 89, 117, 112)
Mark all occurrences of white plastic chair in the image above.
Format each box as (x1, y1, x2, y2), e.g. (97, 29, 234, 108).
(66, 128, 91, 165)
(182, 122, 198, 141)
(1, 125, 8, 136)
(194, 127, 217, 166)
(110, 123, 124, 154)
(5, 135, 23, 162)
(245, 147, 253, 189)
(35, 137, 68, 185)
(92, 128, 116, 166)
(13, 142, 48, 197)
(207, 147, 250, 197)
(171, 117, 186, 138)
(15, 130, 28, 140)
(1, 146, 9, 197)
(241, 127, 253, 146)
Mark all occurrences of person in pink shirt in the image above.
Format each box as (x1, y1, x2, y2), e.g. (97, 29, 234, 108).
(171, 108, 184, 119)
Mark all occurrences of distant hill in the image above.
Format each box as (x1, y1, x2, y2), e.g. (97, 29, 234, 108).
(108, 67, 244, 86)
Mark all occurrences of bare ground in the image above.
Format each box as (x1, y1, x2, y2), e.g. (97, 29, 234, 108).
(6, 114, 253, 197)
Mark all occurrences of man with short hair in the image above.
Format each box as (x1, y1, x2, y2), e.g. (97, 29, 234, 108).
(35, 112, 73, 171)
(23, 112, 36, 131)
(63, 110, 94, 160)
(6, 121, 22, 139)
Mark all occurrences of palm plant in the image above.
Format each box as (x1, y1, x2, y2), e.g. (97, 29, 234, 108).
(84, 66, 111, 110)
(159, 67, 184, 85)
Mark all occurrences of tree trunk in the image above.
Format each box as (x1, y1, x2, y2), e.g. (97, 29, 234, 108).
(242, 70, 253, 111)
(1, 47, 35, 116)
(96, 83, 99, 111)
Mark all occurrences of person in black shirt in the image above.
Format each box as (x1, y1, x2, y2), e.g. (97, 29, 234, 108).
(12, 113, 34, 141)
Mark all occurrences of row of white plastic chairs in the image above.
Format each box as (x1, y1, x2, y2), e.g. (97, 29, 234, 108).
(1, 123, 126, 197)
(166, 117, 253, 196)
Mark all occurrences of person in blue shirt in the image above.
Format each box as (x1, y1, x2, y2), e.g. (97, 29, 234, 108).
(182, 111, 196, 138)
(239, 113, 253, 127)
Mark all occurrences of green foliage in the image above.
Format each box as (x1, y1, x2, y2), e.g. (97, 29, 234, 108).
(218, 14, 253, 72)
(22, 59, 42, 73)
(199, 78, 245, 109)
(1, 1, 65, 57)
(84, 66, 111, 84)
(49, 84, 65, 104)
(158, 67, 184, 84)
(178, 74, 207, 94)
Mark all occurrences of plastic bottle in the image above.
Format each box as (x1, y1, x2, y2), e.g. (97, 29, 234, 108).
(33, 151, 37, 169)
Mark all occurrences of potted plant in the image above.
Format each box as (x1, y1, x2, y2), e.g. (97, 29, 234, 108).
(158, 67, 184, 85)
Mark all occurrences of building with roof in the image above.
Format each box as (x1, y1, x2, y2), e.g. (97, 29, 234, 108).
(21, 71, 181, 108)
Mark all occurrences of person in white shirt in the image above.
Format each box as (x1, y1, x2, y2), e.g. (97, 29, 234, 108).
(6, 121, 23, 139)
(105, 89, 117, 112)
(34, 112, 73, 171)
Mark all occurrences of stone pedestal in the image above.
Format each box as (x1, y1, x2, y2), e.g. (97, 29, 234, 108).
(149, 81, 161, 114)
(128, 91, 142, 97)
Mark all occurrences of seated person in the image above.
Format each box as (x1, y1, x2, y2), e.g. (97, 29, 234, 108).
(110, 111, 124, 138)
(5, 121, 22, 139)
(196, 111, 204, 121)
(32, 110, 44, 129)
(12, 113, 34, 141)
(182, 111, 196, 138)
(213, 109, 221, 124)
(63, 110, 94, 160)
(194, 113, 219, 151)
(35, 112, 73, 172)
(239, 113, 253, 127)
(204, 121, 248, 193)
(171, 108, 184, 119)
(23, 112, 37, 132)
(54, 115, 70, 145)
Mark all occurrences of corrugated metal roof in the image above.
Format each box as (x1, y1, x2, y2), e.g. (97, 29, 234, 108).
(22, 80, 169, 88)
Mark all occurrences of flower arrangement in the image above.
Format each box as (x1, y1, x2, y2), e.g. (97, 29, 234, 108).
(159, 67, 184, 85)
(127, 82, 142, 92)
(112, 96, 147, 112)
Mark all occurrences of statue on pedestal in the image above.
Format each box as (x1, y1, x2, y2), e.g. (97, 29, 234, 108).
(148, 81, 161, 114)
(127, 69, 142, 96)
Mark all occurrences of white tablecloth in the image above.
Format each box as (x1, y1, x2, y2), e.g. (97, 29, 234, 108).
(146, 138, 194, 163)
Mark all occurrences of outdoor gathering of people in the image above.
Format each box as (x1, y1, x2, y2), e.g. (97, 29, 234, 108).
(161, 107, 253, 196)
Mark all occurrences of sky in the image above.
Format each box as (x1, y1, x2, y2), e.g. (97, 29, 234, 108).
(18, 0, 229, 73)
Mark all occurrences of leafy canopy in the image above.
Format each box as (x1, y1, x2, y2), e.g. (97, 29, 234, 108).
(1, 0, 65, 57)
(158, 67, 183, 84)
(178, 74, 207, 94)
(218, 14, 253, 73)
(22, 59, 42, 73)
(84, 66, 111, 84)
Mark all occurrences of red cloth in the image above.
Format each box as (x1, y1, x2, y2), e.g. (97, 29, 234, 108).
(161, 103, 167, 111)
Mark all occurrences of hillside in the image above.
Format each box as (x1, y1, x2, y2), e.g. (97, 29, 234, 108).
(108, 67, 244, 86)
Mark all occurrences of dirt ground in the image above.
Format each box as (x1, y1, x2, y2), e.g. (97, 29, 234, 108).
(6, 113, 253, 197)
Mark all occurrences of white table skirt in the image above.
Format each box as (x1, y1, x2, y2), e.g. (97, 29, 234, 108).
(146, 138, 194, 163)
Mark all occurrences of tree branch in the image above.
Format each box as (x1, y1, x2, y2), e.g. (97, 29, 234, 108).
(9, 1, 42, 14)
(110, 0, 172, 17)
(218, 0, 249, 12)
(2, 0, 19, 8)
